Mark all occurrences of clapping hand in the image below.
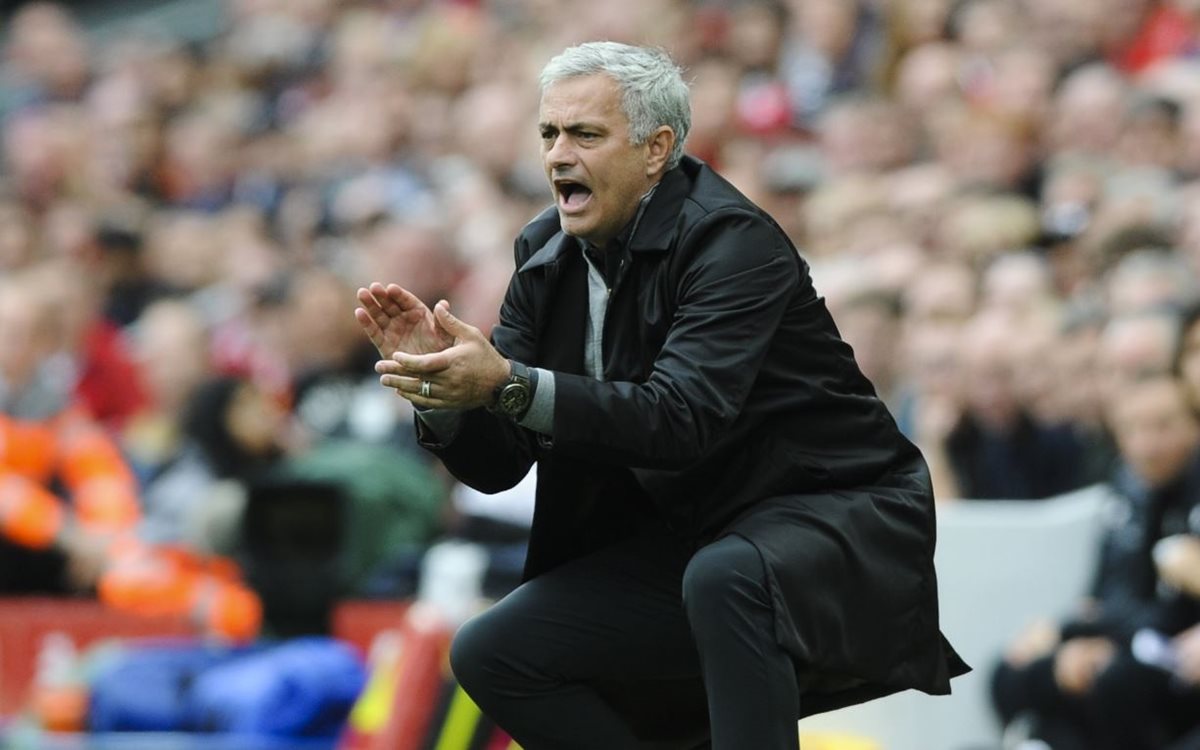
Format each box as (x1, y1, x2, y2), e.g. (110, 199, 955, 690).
(355, 283, 454, 359)
(374, 300, 511, 411)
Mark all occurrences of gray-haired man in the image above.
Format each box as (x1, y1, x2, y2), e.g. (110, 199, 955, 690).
(357, 42, 967, 749)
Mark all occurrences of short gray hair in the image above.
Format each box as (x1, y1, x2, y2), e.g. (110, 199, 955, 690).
(540, 42, 691, 170)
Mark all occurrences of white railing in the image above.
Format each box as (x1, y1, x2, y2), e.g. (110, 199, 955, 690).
(798, 486, 1109, 750)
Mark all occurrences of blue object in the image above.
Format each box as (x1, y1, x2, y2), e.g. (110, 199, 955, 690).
(87, 637, 365, 739)
(187, 637, 366, 738)
(88, 640, 250, 733)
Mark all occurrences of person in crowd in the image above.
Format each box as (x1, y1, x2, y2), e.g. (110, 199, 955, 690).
(1098, 308, 1183, 404)
(0, 272, 141, 594)
(991, 374, 1200, 749)
(941, 312, 1091, 500)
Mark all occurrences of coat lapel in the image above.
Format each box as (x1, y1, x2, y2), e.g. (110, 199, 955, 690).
(531, 236, 589, 377)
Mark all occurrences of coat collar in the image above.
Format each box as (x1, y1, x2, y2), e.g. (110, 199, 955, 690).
(628, 157, 691, 252)
(518, 157, 695, 273)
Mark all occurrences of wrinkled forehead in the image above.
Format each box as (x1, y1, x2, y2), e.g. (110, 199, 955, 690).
(538, 74, 625, 121)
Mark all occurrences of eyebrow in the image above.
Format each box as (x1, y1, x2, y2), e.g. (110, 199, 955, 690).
(538, 121, 607, 135)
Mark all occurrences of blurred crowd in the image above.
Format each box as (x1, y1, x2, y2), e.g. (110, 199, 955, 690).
(4, 0, 1200, 744)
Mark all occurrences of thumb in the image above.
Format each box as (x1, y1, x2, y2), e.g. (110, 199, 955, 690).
(434, 300, 475, 339)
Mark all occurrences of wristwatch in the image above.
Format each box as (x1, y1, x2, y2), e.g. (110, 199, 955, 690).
(491, 359, 534, 420)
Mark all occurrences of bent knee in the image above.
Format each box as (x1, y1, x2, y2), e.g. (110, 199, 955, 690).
(682, 535, 768, 620)
(449, 612, 499, 691)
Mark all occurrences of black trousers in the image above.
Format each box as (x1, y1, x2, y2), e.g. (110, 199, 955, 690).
(449, 530, 801, 750)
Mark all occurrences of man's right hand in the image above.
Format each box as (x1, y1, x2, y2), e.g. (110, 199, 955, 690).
(355, 282, 454, 359)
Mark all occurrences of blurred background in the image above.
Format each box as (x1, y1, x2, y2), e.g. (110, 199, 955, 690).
(2, 0, 1200, 748)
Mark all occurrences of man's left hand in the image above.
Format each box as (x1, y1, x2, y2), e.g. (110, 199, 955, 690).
(375, 300, 511, 410)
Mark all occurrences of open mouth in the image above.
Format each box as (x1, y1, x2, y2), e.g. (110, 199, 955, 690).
(554, 179, 593, 213)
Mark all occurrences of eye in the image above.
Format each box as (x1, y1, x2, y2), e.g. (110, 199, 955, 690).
(577, 132, 598, 142)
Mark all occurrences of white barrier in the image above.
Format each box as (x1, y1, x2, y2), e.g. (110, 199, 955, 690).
(798, 485, 1109, 750)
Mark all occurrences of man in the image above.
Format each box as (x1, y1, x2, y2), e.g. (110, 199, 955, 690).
(991, 375, 1200, 750)
(356, 42, 966, 749)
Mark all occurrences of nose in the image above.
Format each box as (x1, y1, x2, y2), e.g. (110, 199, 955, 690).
(545, 133, 576, 169)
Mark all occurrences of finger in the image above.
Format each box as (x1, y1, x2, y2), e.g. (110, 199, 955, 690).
(384, 284, 428, 316)
(359, 286, 397, 331)
(366, 282, 415, 321)
(355, 306, 381, 336)
(374, 358, 409, 376)
(392, 349, 454, 374)
(396, 390, 452, 410)
(378, 373, 424, 393)
(357, 287, 384, 316)
(355, 307, 386, 349)
(434, 300, 480, 341)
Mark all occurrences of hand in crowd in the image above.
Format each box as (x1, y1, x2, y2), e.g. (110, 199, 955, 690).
(374, 300, 511, 411)
(1053, 637, 1115, 695)
(1174, 624, 1200, 686)
(1154, 534, 1200, 598)
(1004, 618, 1061, 667)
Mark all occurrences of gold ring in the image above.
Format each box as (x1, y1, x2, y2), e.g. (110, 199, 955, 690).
(419, 380, 432, 398)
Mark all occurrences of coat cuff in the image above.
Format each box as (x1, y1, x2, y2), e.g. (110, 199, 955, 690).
(415, 408, 464, 447)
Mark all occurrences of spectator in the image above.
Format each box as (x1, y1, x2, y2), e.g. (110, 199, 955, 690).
(1176, 300, 1200, 411)
(0, 273, 141, 593)
(1106, 248, 1200, 315)
(942, 312, 1091, 500)
(1097, 308, 1182, 404)
(991, 375, 1200, 750)
(123, 298, 214, 487)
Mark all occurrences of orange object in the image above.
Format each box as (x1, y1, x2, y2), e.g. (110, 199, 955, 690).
(193, 579, 262, 643)
(0, 475, 66, 549)
(32, 682, 89, 732)
(98, 547, 262, 641)
(54, 412, 139, 534)
(99, 548, 197, 616)
(0, 418, 58, 483)
(0, 408, 140, 549)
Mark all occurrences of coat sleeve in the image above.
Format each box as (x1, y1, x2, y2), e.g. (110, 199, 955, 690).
(416, 241, 540, 494)
(550, 211, 800, 469)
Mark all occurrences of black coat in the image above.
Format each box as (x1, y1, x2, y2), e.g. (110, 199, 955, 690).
(1068, 452, 1200, 642)
(421, 156, 968, 716)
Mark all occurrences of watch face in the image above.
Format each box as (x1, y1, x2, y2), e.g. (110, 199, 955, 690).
(500, 383, 530, 415)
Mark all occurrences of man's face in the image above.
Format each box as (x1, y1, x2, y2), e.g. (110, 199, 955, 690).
(539, 74, 657, 247)
(1111, 379, 1200, 488)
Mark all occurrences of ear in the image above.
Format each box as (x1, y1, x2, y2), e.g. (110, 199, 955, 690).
(644, 126, 676, 177)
